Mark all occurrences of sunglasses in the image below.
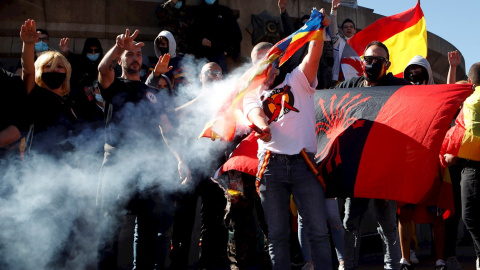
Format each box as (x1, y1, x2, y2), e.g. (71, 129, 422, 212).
(205, 70, 222, 78)
(363, 56, 387, 65)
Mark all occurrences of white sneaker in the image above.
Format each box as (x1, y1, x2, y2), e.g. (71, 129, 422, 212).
(338, 261, 344, 270)
(446, 256, 462, 270)
(476, 257, 480, 270)
(410, 250, 419, 264)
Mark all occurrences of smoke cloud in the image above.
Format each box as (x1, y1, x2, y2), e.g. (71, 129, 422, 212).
(0, 54, 253, 269)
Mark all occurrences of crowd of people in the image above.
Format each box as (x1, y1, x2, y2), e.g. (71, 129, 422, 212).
(0, 0, 479, 270)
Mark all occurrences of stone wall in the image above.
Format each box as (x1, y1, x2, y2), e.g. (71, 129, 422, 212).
(0, 0, 466, 82)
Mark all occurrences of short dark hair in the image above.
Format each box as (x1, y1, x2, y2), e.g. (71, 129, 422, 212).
(341, 19, 355, 30)
(364, 40, 390, 61)
(36, 28, 49, 37)
(468, 62, 480, 85)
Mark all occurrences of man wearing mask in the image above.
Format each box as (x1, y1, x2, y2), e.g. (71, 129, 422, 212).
(155, 0, 192, 54)
(335, 41, 410, 88)
(147, 30, 190, 95)
(334, 40, 409, 270)
(403, 55, 434, 85)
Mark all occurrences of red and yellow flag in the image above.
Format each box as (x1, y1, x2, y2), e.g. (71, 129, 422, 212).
(198, 8, 326, 141)
(347, 1, 427, 77)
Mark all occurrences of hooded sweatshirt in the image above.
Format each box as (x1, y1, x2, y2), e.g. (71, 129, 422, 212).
(403, 55, 435, 85)
(154, 30, 177, 58)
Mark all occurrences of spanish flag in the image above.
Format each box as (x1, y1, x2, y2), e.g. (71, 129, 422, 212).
(348, 1, 427, 78)
(441, 85, 480, 165)
(198, 8, 325, 141)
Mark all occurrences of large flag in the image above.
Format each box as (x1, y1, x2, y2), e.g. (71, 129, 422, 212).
(199, 8, 326, 141)
(347, 1, 427, 78)
(315, 84, 472, 204)
(441, 86, 480, 164)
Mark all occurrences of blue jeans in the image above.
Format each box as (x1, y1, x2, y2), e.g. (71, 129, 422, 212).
(343, 198, 400, 270)
(299, 198, 345, 262)
(257, 152, 332, 270)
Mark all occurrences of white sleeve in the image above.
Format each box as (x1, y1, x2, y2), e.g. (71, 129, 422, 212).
(243, 87, 262, 117)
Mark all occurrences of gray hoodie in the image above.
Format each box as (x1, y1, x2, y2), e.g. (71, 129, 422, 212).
(403, 55, 434, 85)
(154, 30, 177, 58)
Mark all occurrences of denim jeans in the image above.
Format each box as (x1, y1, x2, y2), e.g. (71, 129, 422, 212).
(257, 152, 332, 270)
(299, 198, 345, 262)
(343, 198, 400, 270)
(460, 166, 480, 258)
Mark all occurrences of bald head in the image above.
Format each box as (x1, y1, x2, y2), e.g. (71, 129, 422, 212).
(251, 42, 273, 64)
(200, 62, 223, 86)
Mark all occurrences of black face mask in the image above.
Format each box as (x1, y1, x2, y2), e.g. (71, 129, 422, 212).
(41, 72, 66, 90)
(364, 62, 385, 82)
(158, 46, 169, 55)
(409, 72, 427, 85)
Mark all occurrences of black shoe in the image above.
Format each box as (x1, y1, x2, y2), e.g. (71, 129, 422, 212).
(401, 264, 414, 270)
(435, 265, 446, 270)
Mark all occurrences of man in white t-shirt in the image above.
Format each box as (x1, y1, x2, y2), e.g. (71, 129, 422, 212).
(243, 8, 332, 270)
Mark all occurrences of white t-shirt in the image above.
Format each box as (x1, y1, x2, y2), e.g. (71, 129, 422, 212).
(243, 67, 317, 155)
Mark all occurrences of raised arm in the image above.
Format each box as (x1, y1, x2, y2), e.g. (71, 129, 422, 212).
(278, 0, 295, 38)
(447, 50, 461, 84)
(330, 0, 340, 39)
(299, 9, 330, 86)
(20, 19, 39, 94)
(98, 29, 144, 89)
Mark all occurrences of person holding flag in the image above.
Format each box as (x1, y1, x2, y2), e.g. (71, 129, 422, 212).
(334, 40, 410, 270)
(243, 8, 332, 270)
(442, 63, 480, 270)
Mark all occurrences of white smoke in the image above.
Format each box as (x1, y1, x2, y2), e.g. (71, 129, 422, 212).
(0, 55, 253, 269)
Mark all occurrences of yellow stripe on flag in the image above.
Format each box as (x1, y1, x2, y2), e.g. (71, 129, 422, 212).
(382, 16, 427, 76)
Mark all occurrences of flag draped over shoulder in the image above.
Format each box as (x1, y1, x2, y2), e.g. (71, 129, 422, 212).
(314, 84, 472, 204)
(198, 8, 325, 141)
(347, 1, 427, 78)
(441, 86, 480, 164)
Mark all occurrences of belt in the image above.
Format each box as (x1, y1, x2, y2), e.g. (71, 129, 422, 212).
(269, 153, 305, 160)
(458, 158, 480, 168)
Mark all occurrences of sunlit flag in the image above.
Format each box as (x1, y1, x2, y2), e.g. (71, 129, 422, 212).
(348, 1, 427, 78)
(198, 8, 326, 141)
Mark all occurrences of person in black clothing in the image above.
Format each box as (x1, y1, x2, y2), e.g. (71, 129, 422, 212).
(0, 68, 28, 151)
(335, 41, 410, 89)
(20, 20, 79, 158)
(334, 40, 410, 270)
(59, 37, 105, 124)
(169, 62, 231, 269)
(96, 28, 189, 270)
(188, 0, 242, 73)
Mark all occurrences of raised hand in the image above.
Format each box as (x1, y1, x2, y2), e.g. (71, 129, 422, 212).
(20, 19, 39, 44)
(154, 53, 173, 76)
(332, 0, 341, 11)
(320, 8, 331, 27)
(59, 38, 70, 55)
(115, 29, 144, 52)
(448, 50, 461, 67)
(278, 0, 286, 13)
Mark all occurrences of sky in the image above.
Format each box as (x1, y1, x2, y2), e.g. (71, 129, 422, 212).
(357, 0, 478, 78)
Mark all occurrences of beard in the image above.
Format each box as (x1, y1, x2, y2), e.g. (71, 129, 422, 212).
(125, 62, 141, 75)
